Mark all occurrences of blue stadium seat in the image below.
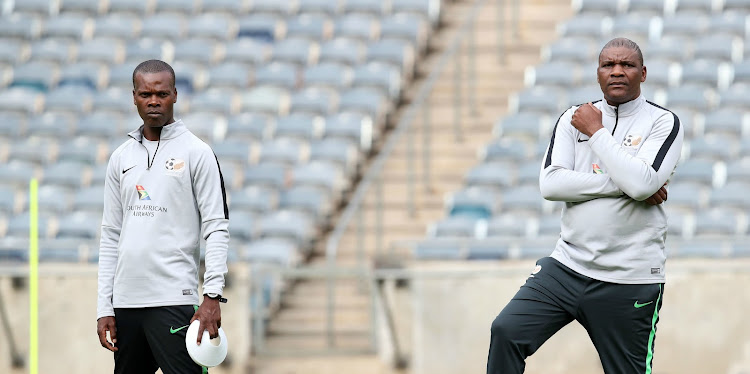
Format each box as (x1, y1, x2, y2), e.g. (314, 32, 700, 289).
(43, 13, 94, 40)
(702, 108, 748, 137)
(9, 138, 55, 164)
(59, 61, 106, 90)
(493, 113, 547, 141)
(279, 185, 332, 221)
(725, 158, 750, 183)
(719, 83, 750, 109)
(290, 87, 339, 116)
(392, 0, 441, 26)
(94, 14, 140, 39)
(56, 211, 101, 239)
(334, 13, 379, 41)
(108, 0, 151, 15)
(323, 112, 374, 152)
(92, 87, 133, 114)
(526, 61, 582, 89)
(257, 210, 316, 250)
(58, 137, 104, 165)
(6, 212, 52, 239)
(338, 87, 388, 126)
(689, 134, 737, 161)
(352, 62, 402, 101)
(0, 14, 43, 40)
(0, 186, 17, 215)
(188, 13, 237, 40)
(481, 139, 529, 162)
(140, 14, 186, 41)
(40, 237, 93, 263)
(27, 112, 76, 138)
(666, 182, 707, 212)
(660, 13, 710, 38)
(286, 14, 332, 40)
(180, 111, 226, 143)
(664, 85, 716, 112)
(428, 216, 481, 238)
(42, 161, 90, 188)
(694, 208, 740, 236)
(0, 237, 28, 262)
(641, 59, 676, 88)
(466, 241, 510, 260)
(11, 61, 59, 92)
(213, 139, 252, 165)
(272, 38, 319, 66)
(486, 214, 530, 238)
(380, 13, 428, 52)
(200, 0, 247, 14)
(249, 0, 298, 16)
(644, 36, 692, 63)
(174, 38, 220, 65)
(0, 39, 27, 65)
(414, 238, 464, 260)
(693, 34, 743, 63)
(190, 88, 240, 114)
(558, 14, 607, 39)
(319, 38, 367, 65)
(447, 187, 500, 219)
(11, 0, 58, 15)
(574, 0, 622, 14)
(309, 138, 359, 177)
(237, 14, 284, 42)
(72, 184, 104, 213)
(517, 160, 542, 187)
(680, 59, 729, 89)
(154, 0, 197, 14)
(674, 0, 716, 14)
(33, 185, 72, 214)
(0, 112, 26, 139)
(342, 0, 388, 15)
(303, 62, 353, 90)
(708, 182, 750, 210)
(290, 161, 346, 195)
(208, 62, 253, 90)
(224, 39, 271, 66)
(510, 86, 564, 115)
(273, 113, 324, 142)
(255, 62, 299, 90)
(230, 186, 279, 215)
(670, 159, 716, 186)
(732, 61, 750, 85)
(226, 113, 274, 142)
(125, 38, 171, 66)
(724, 0, 750, 10)
(501, 185, 545, 214)
(243, 163, 289, 189)
(366, 38, 415, 75)
(542, 37, 597, 63)
(708, 11, 747, 36)
(240, 86, 291, 116)
(464, 162, 516, 190)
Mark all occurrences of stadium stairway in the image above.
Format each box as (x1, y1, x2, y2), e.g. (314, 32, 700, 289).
(252, 0, 573, 373)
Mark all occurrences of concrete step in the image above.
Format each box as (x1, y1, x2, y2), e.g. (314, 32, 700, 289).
(261, 334, 374, 353)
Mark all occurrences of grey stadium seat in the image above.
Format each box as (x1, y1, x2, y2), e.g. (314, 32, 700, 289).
(44, 85, 94, 113)
(692, 34, 743, 63)
(664, 86, 716, 112)
(574, 0, 622, 14)
(670, 159, 716, 186)
(724, 0, 750, 10)
(610, 14, 653, 43)
(200, 0, 247, 14)
(464, 162, 516, 190)
(319, 38, 367, 65)
(0, 14, 44, 40)
(290, 161, 346, 195)
(393, 0, 441, 26)
(467, 241, 510, 260)
(180, 111, 226, 143)
(338, 87, 389, 126)
(279, 185, 333, 221)
(694, 208, 741, 236)
(187, 13, 237, 40)
(93, 87, 136, 114)
(414, 239, 464, 260)
(447, 187, 501, 220)
(237, 14, 284, 43)
(674, 0, 717, 13)
(27, 112, 76, 138)
(702, 108, 749, 137)
(493, 112, 547, 141)
(125, 39, 170, 65)
(732, 61, 750, 85)
(190, 88, 240, 114)
(8, 139, 53, 164)
(298, 0, 342, 15)
(226, 113, 273, 141)
(517, 159, 543, 187)
(42, 161, 90, 188)
(56, 211, 101, 239)
(510, 86, 564, 115)
(173, 38, 220, 65)
(501, 185, 545, 214)
(286, 14, 332, 41)
(303, 62, 353, 90)
(12, 61, 59, 92)
(660, 13, 710, 38)
(59, 61, 107, 90)
(323, 112, 374, 152)
(0, 185, 18, 215)
(140, 14, 186, 40)
(57, 137, 104, 165)
(257, 210, 316, 250)
(380, 13, 429, 52)
(224, 39, 271, 66)
(558, 15, 608, 39)
(486, 214, 531, 238)
(59, 0, 105, 14)
(239, 86, 291, 115)
(10, 0, 58, 15)
(230, 186, 279, 215)
(228, 211, 256, 241)
(0, 112, 26, 139)
(0, 39, 28, 65)
(154, 0, 197, 14)
(72, 185, 104, 213)
(708, 182, 750, 210)
(6, 213, 52, 240)
(213, 139, 253, 165)
(525, 61, 582, 88)
(42, 14, 94, 40)
(334, 13, 379, 41)
(94, 14, 140, 40)
(428, 216, 481, 238)
(666, 182, 707, 211)
(537, 214, 562, 237)
(725, 158, 750, 183)
(342, 0, 389, 15)
(565, 86, 605, 108)
(272, 38, 319, 66)
(290, 87, 339, 116)
(309, 138, 359, 177)
(481, 139, 530, 162)
(643, 37, 692, 63)
(107, 0, 152, 15)
(35, 185, 73, 214)
(208, 62, 253, 88)
(249, 0, 298, 16)
(255, 62, 299, 89)
(708, 12, 748, 37)
(243, 163, 288, 189)
(241, 238, 299, 266)
(0, 88, 44, 114)
(75, 111, 122, 139)
(674, 241, 723, 258)
(366, 38, 415, 76)
(719, 84, 750, 109)
(642, 59, 677, 88)
(352, 61, 402, 101)
(30, 39, 75, 65)
(172, 61, 204, 93)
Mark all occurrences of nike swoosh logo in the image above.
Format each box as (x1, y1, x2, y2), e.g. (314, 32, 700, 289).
(170, 324, 189, 334)
(634, 300, 654, 308)
(577, 139, 589, 142)
(122, 165, 136, 174)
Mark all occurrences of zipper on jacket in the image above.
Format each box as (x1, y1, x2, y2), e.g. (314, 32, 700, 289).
(139, 139, 161, 170)
(611, 107, 619, 135)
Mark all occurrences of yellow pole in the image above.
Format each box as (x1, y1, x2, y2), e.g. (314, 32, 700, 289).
(29, 179, 38, 374)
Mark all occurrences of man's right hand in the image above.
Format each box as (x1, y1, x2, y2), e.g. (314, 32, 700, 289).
(97, 316, 118, 352)
(644, 184, 668, 206)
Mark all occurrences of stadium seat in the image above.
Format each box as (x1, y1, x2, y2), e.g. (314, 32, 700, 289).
(94, 14, 140, 39)
(230, 186, 279, 215)
(200, 0, 247, 14)
(0, 112, 26, 139)
(708, 182, 750, 210)
(537, 214, 561, 237)
(226, 113, 274, 142)
(466, 241, 510, 260)
(290, 161, 347, 195)
(309, 138, 359, 177)
(0, 39, 27, 66)
(725, 158, 750, 183)
(190, 88, 240, 114)
(481, 139, 530, 162)
(724, 0, 750, 11)
(108, 0, 152, 15)
(338, 87, 389, 126)
(334, 13, 379, 41)
(558, 14, 608, 39)
(708, 11, 747, 36)
(290, 87, 339, 116)
(6, 212, 52, 239)
(352, 61, 402, 101)
(303, 62, 353, 90)
(239, 86, 291, 116)
(447, 187, 501, 219)
(58, 61, 107, 90)
(525, 61, 582, 88)
(464, 162, 516, 190)
(342, 0, 389, 15)
(286, 14, 332, 41)
(380, 13, 429, 53)
(414, 238, 464, 260)
(366, 38, 415, 77)
(140, 14, 186, 41)
(34, 185, 73, 214)
(42, 161, 90, 188)
(56, 211, 101, 239)
(40, 237, 93, 263)
(323, 112, 374, 152)
(255, 62, 299, 90)
(241, 238, 299, 266)
(173, 38, 220, 65)
(694, 208, 741, 236)
(674, 241, 723, 258)
(564, 86, 605, 108)
(27, 112, 76, 138)
(0, 14, 44, 40)
(392, 0, 441, 27)
(57, 137, 103, 165)
(29, 39, 74, 65)
(319, 38, 367, 66)
(501, 185, 545, 214)
(243, 163, 289, 189)
(43, 13, 94, 40)
(644, 36, 693, 63)
(44, 85, 94, 113)
(213, 139, 253, 166)
(92, 87, 134, 114)
(11, 61, 59, 92)
(702, 108, 748, 137)
(674, 0, 717, 14)
(180, 111, 227, 143)
(272, 113, 324, 141)
(10, 0, 58, 15)
(679, 59, 729, 89)
(664, 85, 716, 112)
(124, 39, 170, 65)
(693, 34, 743, 63)
(517, 160, 542, 187)
(428, 216, 481, 238)
(272, 38, 319, 66)
(59, 0, 104, 15)
(154, 0, 197, 14)
(660, 13, 710, 38)
(719, 83, 750, 109)
(574, 0, 622, 14)
(257, 210, 316, 250)
(516, 241, 555, 259)
(689, 135, 737, 161)
(237, 14, 284, 42)
(671, 159, 716, 186)
(0, 186, 18, 215)
(71, 184, 104, 213)
(493, 112, 547, 141)
(208, 62, 253, 90)
(0, 237, 29, 262)
(487, 214, 531, 238)
(228, 211, 257, 241)
(510, 86, 564, 115)
(610, 14, 653, 43)
(279, 185, 332, 221)
(187, 13, 237, 40)
(249, 0, 299, 15)
(298, 0, 342, 15)
(0, 88, 44, 115)
(222, 41, 269, 69)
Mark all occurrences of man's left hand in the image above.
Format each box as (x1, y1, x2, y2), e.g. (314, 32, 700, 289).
(190, 297, 221, 345)
(571, 103, 604, 137)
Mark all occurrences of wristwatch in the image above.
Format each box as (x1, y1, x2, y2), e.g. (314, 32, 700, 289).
(204, 293, 228, 303)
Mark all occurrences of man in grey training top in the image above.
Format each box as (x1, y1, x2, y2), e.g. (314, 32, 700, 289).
(486, 38, 683, 373)
(96, 59, 230, 374)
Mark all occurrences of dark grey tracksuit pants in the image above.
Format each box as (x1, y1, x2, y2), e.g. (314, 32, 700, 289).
(487, 257, 663, 374)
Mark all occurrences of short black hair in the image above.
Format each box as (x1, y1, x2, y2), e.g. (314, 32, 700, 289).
(599, 37, 644, 66)
(132, 59, 176, 89)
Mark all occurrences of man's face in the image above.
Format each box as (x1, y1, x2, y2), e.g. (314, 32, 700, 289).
(133, 71, 177, 128)
(597, 46, 647, 106)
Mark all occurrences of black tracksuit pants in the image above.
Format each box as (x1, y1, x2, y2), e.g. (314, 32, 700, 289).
(487, 257, 664, 374)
